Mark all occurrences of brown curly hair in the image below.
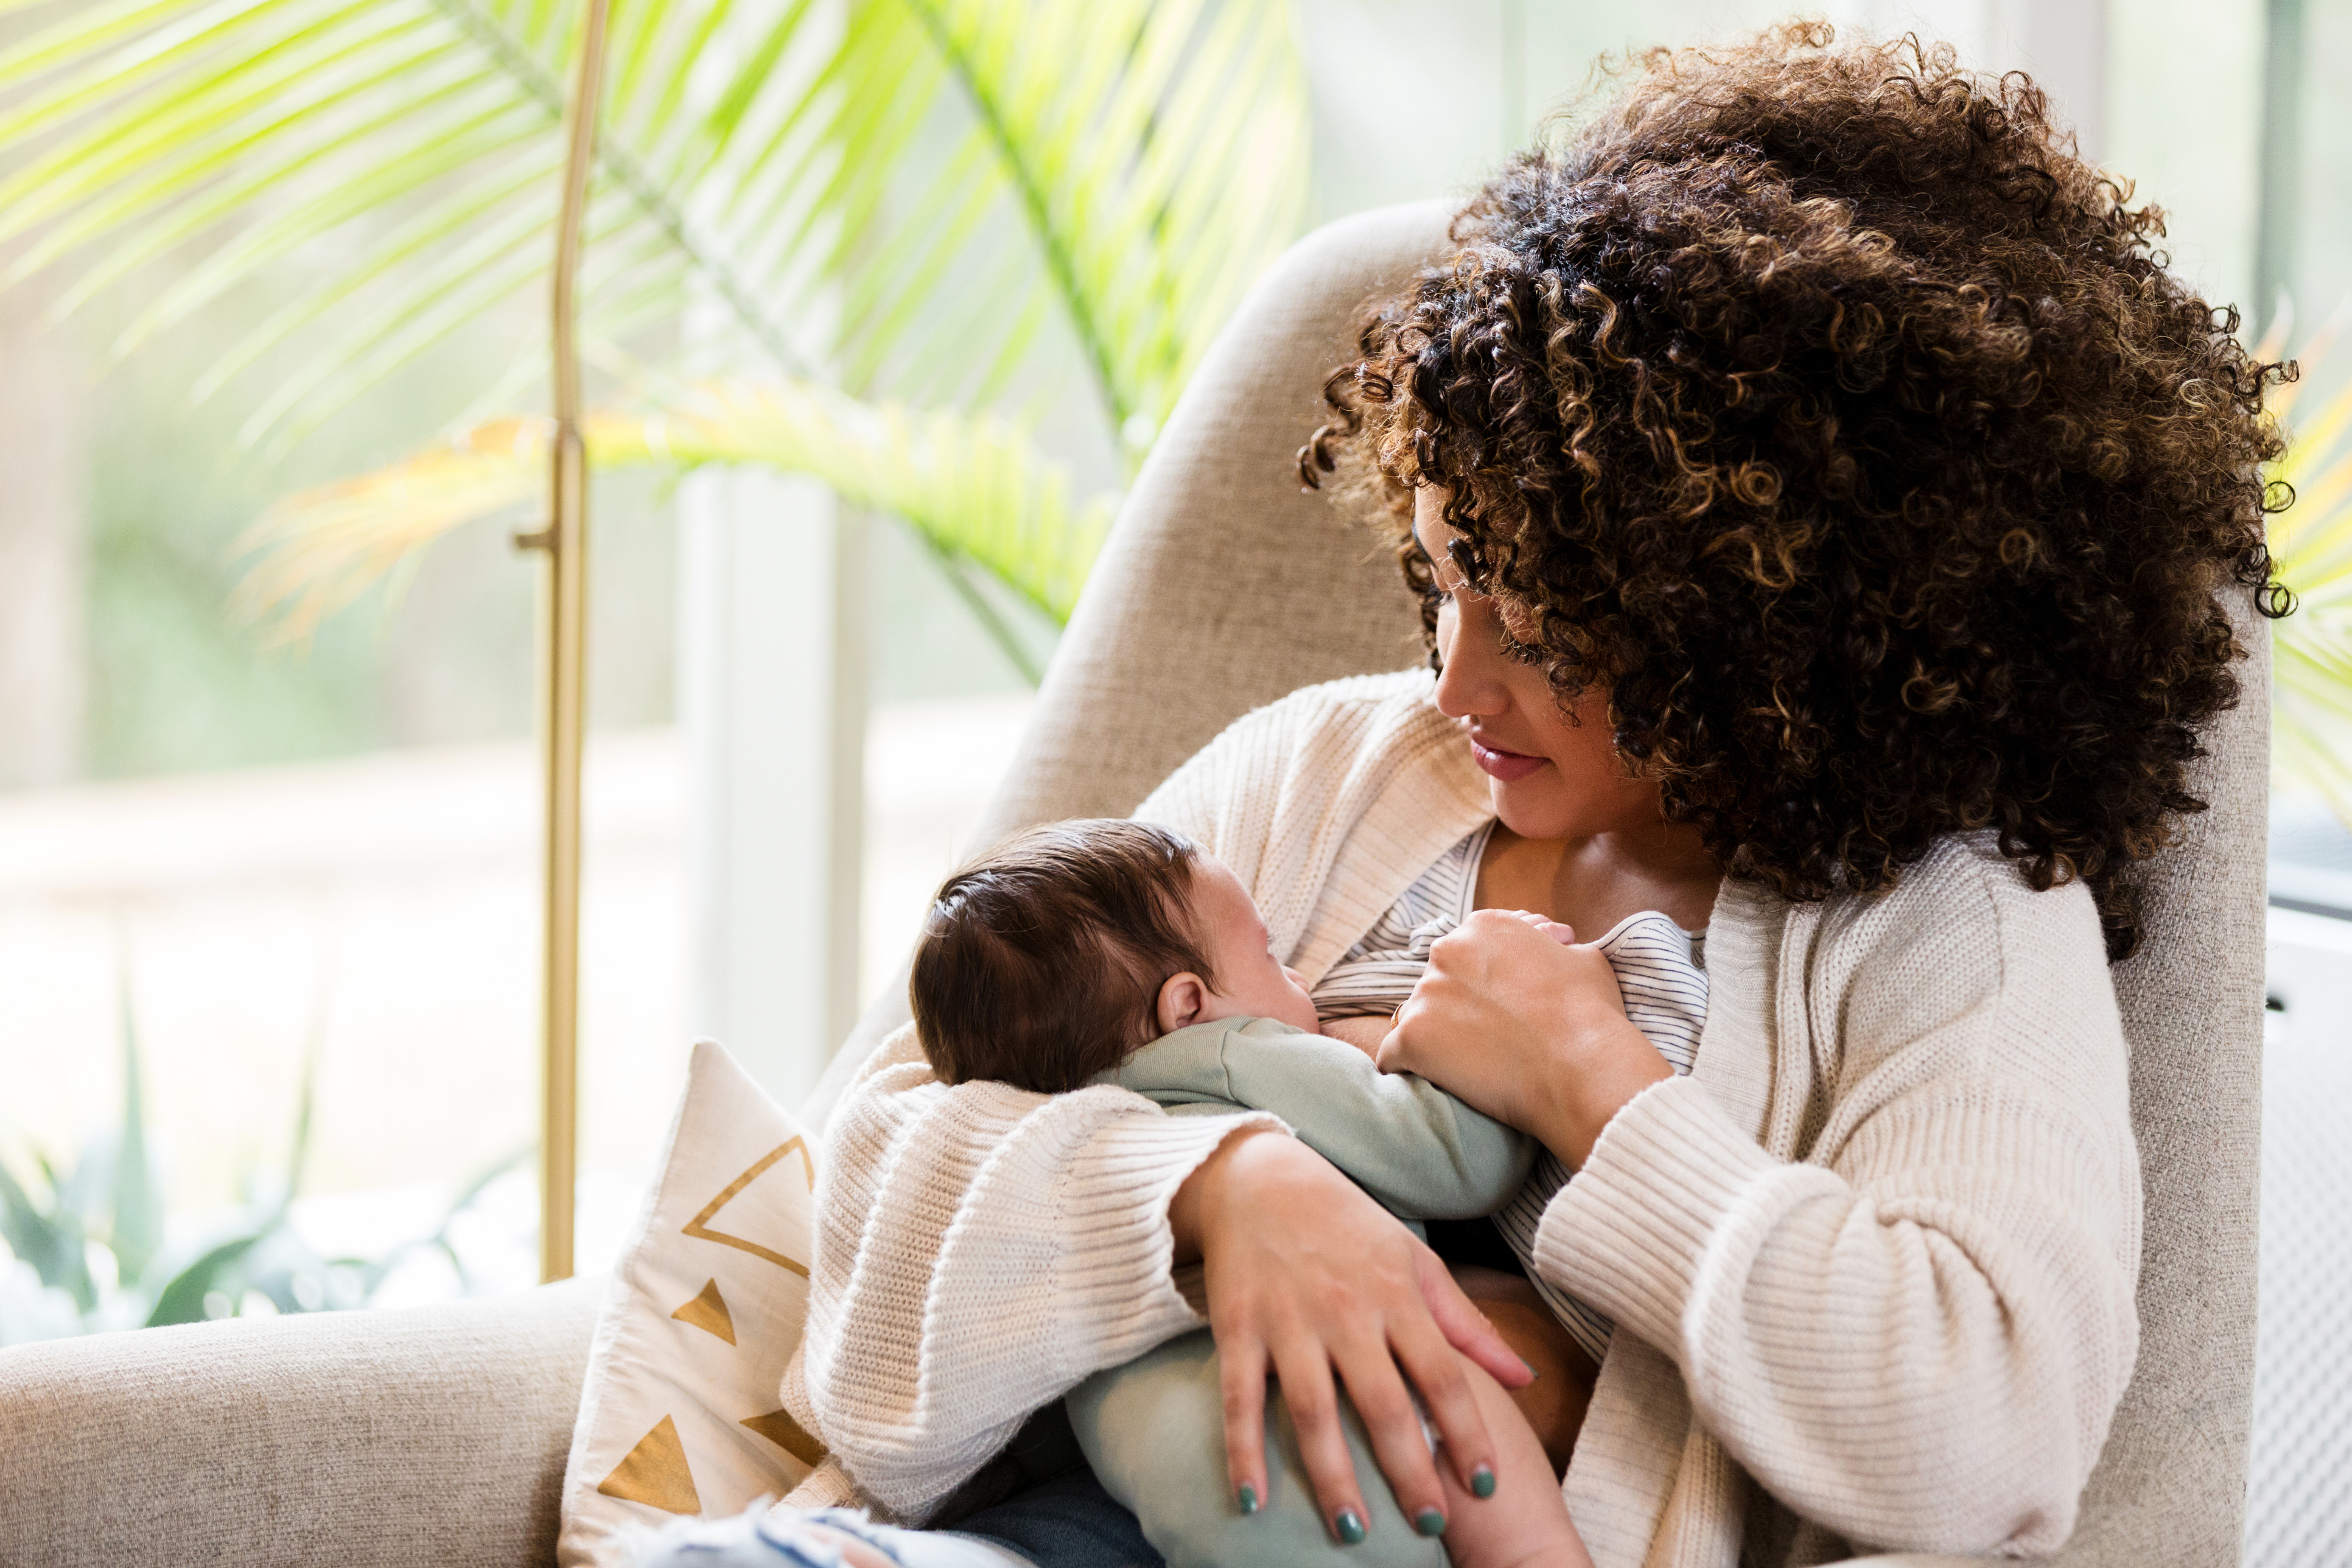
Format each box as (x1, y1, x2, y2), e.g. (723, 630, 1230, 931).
(1303, 21, 2291, 961)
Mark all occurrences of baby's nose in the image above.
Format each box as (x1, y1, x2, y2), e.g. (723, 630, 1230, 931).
(1283, 965, 1307, 987)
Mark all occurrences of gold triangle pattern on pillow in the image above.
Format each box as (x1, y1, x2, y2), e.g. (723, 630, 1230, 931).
(597, 1415, 702, 1516)
(741, 1408, 829, 1468)
(680, 1137, 816, 1276)
(561, 1043, 828, 1567)
(670, 1278, 737, 1345)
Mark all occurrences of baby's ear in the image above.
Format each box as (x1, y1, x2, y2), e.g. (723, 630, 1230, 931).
(1155, 972, 1208, 1035)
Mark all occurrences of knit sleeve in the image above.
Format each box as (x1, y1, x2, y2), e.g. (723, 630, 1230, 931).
(1531, 860, 2140, 1558)
(794, 1024, 1281, 1522)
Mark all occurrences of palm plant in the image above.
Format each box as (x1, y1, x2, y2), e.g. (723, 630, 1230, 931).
(0, 0, 1310, 671)
(2261, 321, 2352, 819)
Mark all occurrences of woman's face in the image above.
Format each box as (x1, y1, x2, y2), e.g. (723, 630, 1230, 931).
(1413, 487, 1664, 841)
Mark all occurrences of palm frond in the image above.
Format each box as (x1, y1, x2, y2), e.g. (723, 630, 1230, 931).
(873, 0, 1310, 445)
(0, 0, 1307, 677)
(0, 0, 841, 428)
(237, 377, 1114, 661)
(2266, 323, 2352, 822)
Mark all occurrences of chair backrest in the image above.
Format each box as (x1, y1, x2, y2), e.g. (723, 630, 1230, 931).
(811, 201, 2268, 1568)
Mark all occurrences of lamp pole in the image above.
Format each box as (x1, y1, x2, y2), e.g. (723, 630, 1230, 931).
(519, 0, 610, 1284)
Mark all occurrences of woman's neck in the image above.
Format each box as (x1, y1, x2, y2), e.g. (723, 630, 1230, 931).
(1475, 818, 1722, 936)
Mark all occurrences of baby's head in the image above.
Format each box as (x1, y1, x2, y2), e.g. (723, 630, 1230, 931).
(909, 818, 1318, 1093)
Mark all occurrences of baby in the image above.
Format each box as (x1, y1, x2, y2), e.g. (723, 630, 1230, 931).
(908, 818, 1703, 1568)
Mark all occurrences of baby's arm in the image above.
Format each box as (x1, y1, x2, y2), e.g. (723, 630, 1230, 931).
(1102, 1019, 1534, 1220)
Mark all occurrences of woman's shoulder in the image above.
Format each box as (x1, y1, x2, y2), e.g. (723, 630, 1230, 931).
(1811, 833, 2124, 1080)
(1212, 667, 1446, 750)
(1136, 668, 1461, 816)
(1871, 832, 2109, 960)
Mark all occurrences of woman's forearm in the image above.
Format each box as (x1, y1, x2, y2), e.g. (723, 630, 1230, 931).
(803, 1029, 1282, 1517)
(1167, 1121, 1285, 1264)
(1538, 1071, 2138, 1556)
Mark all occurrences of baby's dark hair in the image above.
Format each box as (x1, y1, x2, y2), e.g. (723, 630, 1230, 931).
(910, 819, 1217, 1093)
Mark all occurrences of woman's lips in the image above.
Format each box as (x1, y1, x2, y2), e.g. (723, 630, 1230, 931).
(1470, 738, 1550, 782)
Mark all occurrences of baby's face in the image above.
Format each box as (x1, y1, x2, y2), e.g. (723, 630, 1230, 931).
(1181, 854, 1321, 1035)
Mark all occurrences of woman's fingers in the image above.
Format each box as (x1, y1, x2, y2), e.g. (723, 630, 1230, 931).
(1333, 1332, 1453, 1535)
(1268, 1334, 1373, 1542)
(1502, 908, 1577, 943)
(1389, 1316, 1501, 1500)
(1416, 1244, 1535, 1388)
(1217, 1331, 1271, 1517)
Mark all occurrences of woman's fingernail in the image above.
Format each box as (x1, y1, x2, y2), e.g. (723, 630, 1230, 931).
(1237, 1483, 1259, 1516)
(1471, 1465, 1497, 1499)
(1414, 1507, 1447, 1537)
(1335, 1508, 1367, 1544)
(1520, 1357, 1538, 1382)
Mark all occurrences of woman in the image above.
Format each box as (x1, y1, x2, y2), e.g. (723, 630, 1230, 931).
(670, 23, 2286, 1568)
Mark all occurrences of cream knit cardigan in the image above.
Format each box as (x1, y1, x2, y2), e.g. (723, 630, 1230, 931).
(780, 671, 2141, 1568)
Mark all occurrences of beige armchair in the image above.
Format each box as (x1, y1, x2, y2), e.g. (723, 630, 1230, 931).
(0, 202, 2266, 1568)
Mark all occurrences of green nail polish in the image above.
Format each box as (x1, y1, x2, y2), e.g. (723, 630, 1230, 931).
(1237, 1483, 1259, 1516)
(1471, 1465, 1497, 1499)
(1335, 1508, 1367, 1544)
(1415, 1508, 1447, 1538)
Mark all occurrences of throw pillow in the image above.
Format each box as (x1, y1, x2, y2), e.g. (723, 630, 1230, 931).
(558, 1040, 828, 1567)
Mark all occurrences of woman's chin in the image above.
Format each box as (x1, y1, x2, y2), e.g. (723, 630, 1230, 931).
(1491, 779, 1575, 841)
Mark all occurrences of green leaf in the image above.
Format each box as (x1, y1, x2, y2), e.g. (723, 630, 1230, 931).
(145, 1231, 269, 1326)
(108, 956, 166, 1283)
(0, 1155, 96, 1311)
(2267, 331, 2352, 822)
(235, 378, 1113, 668)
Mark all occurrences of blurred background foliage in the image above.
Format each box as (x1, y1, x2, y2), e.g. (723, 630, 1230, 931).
(0, 0, 1309, 682)
(0, 940, 522, 1338)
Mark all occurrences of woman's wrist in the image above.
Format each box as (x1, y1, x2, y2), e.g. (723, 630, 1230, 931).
(1169, 1122, 1287, 1264)
(1533, 1019, 1674, 1171)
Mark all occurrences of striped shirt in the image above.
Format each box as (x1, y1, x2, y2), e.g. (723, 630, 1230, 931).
(1308, 823, 1709, 1363)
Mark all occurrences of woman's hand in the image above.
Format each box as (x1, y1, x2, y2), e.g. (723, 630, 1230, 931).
(1377, 909, 1673, 1170)
(1169, 1127, 1532, 1540)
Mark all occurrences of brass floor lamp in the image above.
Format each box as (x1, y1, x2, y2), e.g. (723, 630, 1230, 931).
(518, 0, 610, 1284)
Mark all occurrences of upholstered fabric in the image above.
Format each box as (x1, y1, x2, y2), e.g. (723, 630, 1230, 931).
(0, 1278, 598, 1568)
(2063, 587, 2270, 1566)
(0, 200, 2266, 1568)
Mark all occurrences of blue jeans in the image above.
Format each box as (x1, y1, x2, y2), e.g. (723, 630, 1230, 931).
(634, 1472, 1160, 1568)
(955, 1471, 1163, 1568)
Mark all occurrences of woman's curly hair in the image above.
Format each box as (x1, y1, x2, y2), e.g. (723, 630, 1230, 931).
(1303, 21, 2291, 961)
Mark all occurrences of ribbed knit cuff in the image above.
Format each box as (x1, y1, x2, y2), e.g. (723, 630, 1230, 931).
(1050, 1108, 1289, 1375)
(779, 1460, 869, 1514)
(1531, 1074, 1837, 1360)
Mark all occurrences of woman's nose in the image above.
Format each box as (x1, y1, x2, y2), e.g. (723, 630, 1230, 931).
(1431, 602, 1510, 720)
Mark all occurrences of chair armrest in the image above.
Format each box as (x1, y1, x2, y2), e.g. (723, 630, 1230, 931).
(0, 1278, 598, 1568)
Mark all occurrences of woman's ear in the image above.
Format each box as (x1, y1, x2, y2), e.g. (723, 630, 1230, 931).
(1155, 972, 1209, 1035)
